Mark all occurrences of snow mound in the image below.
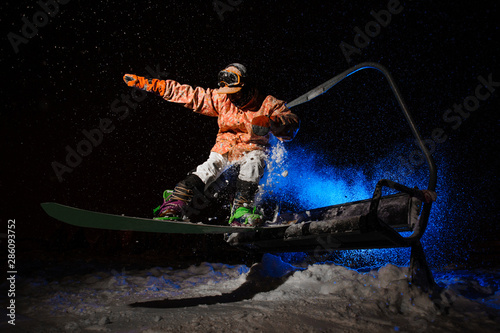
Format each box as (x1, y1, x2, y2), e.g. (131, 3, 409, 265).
(8, 257, 500, 332)
(254, 263, 438, 317)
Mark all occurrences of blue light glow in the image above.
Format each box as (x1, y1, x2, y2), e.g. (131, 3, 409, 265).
(261, 137, 454, 269)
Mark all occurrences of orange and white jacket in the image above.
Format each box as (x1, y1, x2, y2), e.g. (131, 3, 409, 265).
(161, 80, 299, 161)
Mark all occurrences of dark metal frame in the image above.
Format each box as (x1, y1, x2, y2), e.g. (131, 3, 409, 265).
(287, 63, 438, 292)
(288, 62, 437, 239)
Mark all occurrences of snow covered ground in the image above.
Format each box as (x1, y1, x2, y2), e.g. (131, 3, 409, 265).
(2, 254, 499, 333)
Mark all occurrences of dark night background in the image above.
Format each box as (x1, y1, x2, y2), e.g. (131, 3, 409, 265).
(1, 1, 498, 270)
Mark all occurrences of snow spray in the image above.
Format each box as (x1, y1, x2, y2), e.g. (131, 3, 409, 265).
(260, 137, 454, 269)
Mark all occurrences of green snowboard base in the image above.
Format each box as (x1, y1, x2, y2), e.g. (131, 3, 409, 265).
(41, 202, 258, 234)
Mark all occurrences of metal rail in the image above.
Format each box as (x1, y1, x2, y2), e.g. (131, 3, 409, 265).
(287, 62, 437, 241)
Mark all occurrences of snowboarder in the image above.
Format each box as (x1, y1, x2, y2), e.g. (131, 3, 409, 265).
(123, 63, 299, 226)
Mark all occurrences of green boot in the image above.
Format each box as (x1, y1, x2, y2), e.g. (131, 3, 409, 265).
(228, 180, 263, 227)
(228, 206, 263, 226)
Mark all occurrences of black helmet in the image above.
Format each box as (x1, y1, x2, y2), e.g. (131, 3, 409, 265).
(217, 63, 248, 94)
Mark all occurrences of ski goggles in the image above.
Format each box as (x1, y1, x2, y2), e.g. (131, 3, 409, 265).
(218, 69, 242, 88)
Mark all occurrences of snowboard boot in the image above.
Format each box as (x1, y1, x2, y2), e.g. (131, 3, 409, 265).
(154, 174, 205, 220)
(228, 180, 263, 227)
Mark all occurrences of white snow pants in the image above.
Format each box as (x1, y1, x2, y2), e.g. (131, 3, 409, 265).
(192, 150, 266, 187)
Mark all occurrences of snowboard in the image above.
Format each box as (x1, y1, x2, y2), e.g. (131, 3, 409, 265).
(41, 202, 261, 234)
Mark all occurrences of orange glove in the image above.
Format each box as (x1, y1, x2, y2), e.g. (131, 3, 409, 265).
(123, 74, 167, 96)
(252, 114, 300, 138)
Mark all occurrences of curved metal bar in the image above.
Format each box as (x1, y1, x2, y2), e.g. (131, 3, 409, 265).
(287, 62, 437, 241)
(287, 62, 437, 190)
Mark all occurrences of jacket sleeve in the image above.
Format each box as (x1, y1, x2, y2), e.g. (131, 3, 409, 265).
(269, 100, 300, 142)
(162, 80, 219, 117)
